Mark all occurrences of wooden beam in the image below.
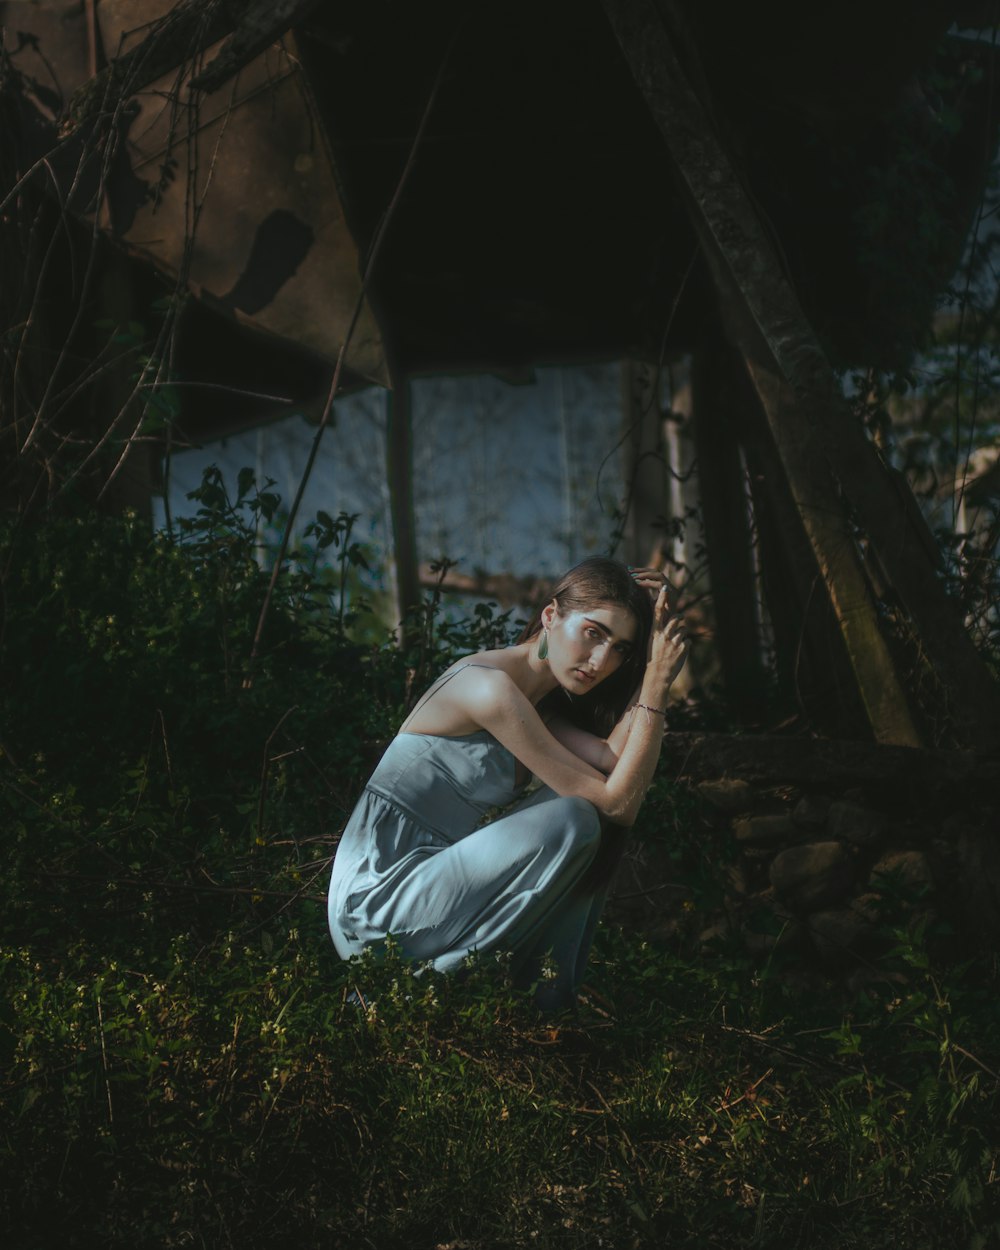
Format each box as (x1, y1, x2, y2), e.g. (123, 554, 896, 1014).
(61, 0, 322, 133)
(660, 732, 1000, 794)
(386, 381, 421, 644)
(190, 0, 325, 93)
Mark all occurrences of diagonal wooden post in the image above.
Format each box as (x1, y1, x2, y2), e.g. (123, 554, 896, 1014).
(600, 0, 1000, 746)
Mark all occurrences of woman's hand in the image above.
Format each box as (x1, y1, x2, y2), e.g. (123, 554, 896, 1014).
(630, 567, 685, 676)
(629, 565, 672, 603)
(647, 584, 688, 690)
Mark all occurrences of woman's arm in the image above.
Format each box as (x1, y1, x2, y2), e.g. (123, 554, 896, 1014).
(545, 717, 617, 775)
(469, 587, 687, 825)
(549, 567, 675, 775)
(546, 690, 646, 776)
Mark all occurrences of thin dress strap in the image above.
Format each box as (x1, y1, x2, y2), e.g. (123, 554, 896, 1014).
(401, 662, 499, 729)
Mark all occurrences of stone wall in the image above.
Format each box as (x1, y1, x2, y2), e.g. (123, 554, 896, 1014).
(608, 764, 1000, 973)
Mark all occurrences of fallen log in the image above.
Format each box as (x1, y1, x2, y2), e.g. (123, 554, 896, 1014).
(659, 732, 1000, 794)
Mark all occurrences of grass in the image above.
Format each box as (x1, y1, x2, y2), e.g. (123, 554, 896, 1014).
(3, 899, 999, 1248)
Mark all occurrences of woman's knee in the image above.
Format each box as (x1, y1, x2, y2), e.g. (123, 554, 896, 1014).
(552, 794, 602, 852)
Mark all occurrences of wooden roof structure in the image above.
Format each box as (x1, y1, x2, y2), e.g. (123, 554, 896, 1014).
(3, 0, 999, 436)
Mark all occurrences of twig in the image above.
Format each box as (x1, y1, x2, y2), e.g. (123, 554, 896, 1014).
(44, 869, 324, 903)
(718, 1023, 910, 1092)
(948, 1042, 1000, 1085)
(715, 1066, 773, 1112)
(158, 709, 175, 792)
(89, 35, 239, 502)
(138, 380, 292, 403)
(587, 1079, 638, 1163)
(612, 881, 689, 901)
(96, 993, 114, 1127)
(256, 705, 299, 841)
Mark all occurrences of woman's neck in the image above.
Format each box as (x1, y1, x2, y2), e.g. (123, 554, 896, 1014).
(507, 641, 559, 705)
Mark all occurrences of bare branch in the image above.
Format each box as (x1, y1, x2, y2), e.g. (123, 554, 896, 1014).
(190, 0, 325, 94)
(61, 0, 234, 134)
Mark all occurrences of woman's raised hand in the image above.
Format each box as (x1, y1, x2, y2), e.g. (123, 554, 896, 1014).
(629, 567, 687, 681)
(648, 584, 688, 689)
(629, 566, 672, 602)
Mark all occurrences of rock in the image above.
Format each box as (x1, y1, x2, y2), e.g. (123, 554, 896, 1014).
(741, 891, 803, 955)
(845, 966, 909, 995)
(733, 813, 797, 848)
(870, 850, 933, 895)
(850, 891, 883, 924)
(792, 794, 831, 829)
(725, 862, 752, 896)
(698, 919, 730, 949)
(827, 800, 888, 847)
(942, 813, 966, 839)
(741, 845, 780, 861)
(769, 841, 854, 912)
(807, 906, 878, 965)
(697, 779, 754, 816)
(742, 920, 804, 956)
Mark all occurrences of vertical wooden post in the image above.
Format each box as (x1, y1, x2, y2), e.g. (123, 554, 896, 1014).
(690, 342, 767, 723)
(619, 359, 669, 567)
(385, 379, 421, 646)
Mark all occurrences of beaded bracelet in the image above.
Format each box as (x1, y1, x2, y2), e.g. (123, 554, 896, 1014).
(636, 702, 667, 717)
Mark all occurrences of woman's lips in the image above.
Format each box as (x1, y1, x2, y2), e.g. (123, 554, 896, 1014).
(574, 668, 595, 684)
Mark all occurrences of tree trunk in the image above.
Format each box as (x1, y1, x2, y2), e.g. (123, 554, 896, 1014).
(600, 0, 1000, 746)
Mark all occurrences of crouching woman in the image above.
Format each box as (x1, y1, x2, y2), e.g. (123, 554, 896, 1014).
(327, 557, 688, 1010)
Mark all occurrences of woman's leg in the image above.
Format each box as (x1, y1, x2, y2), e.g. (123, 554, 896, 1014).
(346, 787, 601, 976)
(511, 822, 629, 1011)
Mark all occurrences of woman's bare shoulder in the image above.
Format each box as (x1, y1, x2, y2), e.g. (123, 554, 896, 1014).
(434, 647, 526, 688)
(401, 654, 526, 735)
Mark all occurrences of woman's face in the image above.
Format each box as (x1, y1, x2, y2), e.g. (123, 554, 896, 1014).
(542, 600, 637, 693)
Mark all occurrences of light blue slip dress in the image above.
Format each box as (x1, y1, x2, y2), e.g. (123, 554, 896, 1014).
(327, 665, 613, 1008)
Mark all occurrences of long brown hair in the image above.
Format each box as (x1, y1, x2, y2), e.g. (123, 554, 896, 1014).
(518, 557, 653, 736)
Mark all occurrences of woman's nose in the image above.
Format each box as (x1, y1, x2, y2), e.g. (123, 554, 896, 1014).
(589, 643, 611, 672)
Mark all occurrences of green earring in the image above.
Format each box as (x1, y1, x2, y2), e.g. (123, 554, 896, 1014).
(538, 630, 549, 661)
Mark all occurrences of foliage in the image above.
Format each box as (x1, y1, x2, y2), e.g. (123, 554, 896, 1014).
(1, 474, 999, 1248)
(3, 920, 999, 1247)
